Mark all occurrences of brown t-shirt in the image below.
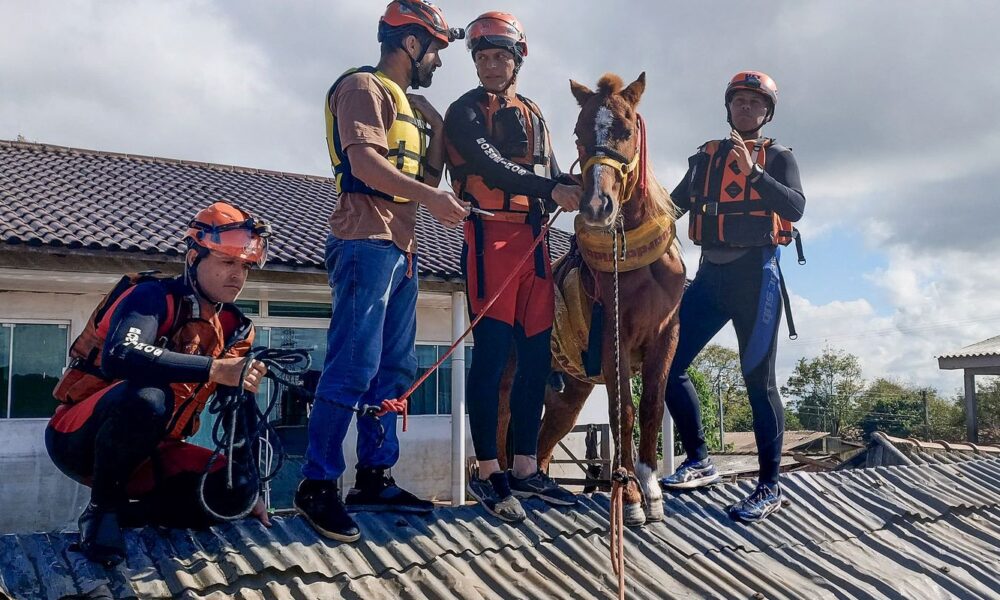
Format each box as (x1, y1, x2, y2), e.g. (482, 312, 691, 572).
(327, 72, 420, 253)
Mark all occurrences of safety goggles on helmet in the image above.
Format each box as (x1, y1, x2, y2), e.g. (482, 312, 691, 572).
(466, 12, 527, 58)
(187, 217, 271, 268)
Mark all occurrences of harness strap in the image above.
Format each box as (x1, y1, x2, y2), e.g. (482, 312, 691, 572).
(776, 259, 798, 340)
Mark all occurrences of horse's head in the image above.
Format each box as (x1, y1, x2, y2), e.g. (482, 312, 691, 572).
(571, 72, 646, 230)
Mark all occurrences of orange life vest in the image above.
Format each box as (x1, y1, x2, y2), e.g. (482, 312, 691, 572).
(53, 273, 254, 440)
(446, 90, 550, 222)
(688, 138, 796, 248)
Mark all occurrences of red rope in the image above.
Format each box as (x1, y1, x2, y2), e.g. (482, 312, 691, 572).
(377, 208, 565, 431)
(610, 469, 627, 600)
(637, 114, 648, 198)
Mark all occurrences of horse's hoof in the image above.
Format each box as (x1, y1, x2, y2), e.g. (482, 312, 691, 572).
(644, 498, 665, 523)
(623, 502, 646, 527)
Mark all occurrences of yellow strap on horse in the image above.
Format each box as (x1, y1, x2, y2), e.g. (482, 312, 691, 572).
(575, 212, 676, 273)
(581, 152, 641, 205)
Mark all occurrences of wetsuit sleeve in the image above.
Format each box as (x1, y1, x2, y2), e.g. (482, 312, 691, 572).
(101, 282, 213, 383)
(752, 148, 806, 222)
(444, 100, 558, 200)
(670, 166, 694, 217)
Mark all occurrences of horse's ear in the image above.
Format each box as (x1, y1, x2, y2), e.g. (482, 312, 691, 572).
(570, 79, 594, 107)
(621, 72, 646, 106)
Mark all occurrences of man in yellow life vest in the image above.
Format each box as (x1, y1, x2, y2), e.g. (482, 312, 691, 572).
(443, 11, 582, 523)
(660, 71, 806, 523)
(297, 0, 470, 543)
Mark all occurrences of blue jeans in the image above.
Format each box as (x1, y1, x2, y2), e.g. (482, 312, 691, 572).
(301, 235, 418, 481)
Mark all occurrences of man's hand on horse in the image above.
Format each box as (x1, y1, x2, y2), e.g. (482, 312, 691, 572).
(210, 357, 268, 393)
(728, 129, 753, 175)
(552, 183, 583, 212)
(406, 94, 444, 131)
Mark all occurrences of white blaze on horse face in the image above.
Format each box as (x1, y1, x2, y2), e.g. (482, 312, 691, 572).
(588, 106, 615, 215)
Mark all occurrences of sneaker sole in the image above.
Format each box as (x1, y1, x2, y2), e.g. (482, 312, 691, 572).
(467, 486, 525, 523)
(293, 500, 362, 543)
(344, 504, 433, 514)
(511, 489, 577, 507)
(660, 472, 721, 491)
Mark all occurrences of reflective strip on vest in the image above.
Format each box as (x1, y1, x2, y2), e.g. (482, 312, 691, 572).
(446, 91, 550, 219)
(688, 138, 795, 248)
(325, 67, 430, 203)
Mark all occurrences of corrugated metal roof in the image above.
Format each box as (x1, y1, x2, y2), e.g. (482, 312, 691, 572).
(939, 335, 1000, 360)
(865, 432, 1000, 467)
(4, 459, 1000, 599)
(0, 139, 570, 279)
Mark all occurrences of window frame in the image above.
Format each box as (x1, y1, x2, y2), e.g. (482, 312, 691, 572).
(0, 319, 71, 420)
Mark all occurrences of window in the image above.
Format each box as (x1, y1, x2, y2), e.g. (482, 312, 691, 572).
(268, 301, 332, 319)
(409, 344, 473, 416)
(0, 323, 69, 418)
(234, 299, 261, 316)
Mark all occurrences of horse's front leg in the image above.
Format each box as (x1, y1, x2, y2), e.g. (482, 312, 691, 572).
(637, 312, 680, 522)
(602, 328, 644, 526)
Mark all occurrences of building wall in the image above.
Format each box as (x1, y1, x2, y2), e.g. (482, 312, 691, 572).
(0, 276, 606, 533)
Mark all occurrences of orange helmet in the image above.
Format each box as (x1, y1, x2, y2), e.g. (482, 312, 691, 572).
(467, 11, 528, 59)
(725, 71, 778, 107)
(184, 201, 271, 268)
(378, 0, 464, 47)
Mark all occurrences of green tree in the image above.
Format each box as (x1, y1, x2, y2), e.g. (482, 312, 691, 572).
(781, 346, 866, 436)
(691, 344, 752, 435)
(857, 378, 924, 439)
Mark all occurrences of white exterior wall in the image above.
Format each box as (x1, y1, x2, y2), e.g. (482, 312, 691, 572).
(0, 271, 606, 534)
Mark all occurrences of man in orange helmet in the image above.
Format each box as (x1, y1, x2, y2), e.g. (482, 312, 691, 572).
(298, 0, 470, 543)
(443, 11, 581, 522)
(660, 71, 806, 522)
(46, 201, 272, 566)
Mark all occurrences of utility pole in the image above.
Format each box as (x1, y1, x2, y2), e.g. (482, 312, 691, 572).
(922, 389, 929, 439)
(717, 380, 725, 451)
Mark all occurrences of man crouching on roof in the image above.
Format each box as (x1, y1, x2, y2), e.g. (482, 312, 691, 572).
(46, 201, 272, 566)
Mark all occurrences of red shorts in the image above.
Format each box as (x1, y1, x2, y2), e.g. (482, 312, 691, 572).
(463, 219, 554, 338)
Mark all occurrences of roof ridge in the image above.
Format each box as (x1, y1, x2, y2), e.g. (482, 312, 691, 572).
(0, 138, 333, 184)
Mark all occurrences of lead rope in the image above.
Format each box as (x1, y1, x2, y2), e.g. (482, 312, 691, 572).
(609, 212, 627, 600)
(378, 208, 566, 430)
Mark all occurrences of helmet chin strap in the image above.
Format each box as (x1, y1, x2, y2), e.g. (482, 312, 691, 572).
(184, 248, 222, 310)
(405, 39, 430, 89)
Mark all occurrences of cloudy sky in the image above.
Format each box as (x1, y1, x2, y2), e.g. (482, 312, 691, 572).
(3, 1, 998, 395)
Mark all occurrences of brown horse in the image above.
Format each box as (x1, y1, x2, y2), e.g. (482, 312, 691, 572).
(531, 72, 687, 527)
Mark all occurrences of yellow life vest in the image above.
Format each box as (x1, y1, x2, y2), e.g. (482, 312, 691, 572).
(325, 66, 431, 203)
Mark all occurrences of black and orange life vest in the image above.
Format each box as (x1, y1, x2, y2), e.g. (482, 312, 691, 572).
(446, 90, 551, 222)
(687, 138, 797, 248)
(52, 272, 254, 440)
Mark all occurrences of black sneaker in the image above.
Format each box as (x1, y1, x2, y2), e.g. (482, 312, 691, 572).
(294, 479, 361, 542)
(345, 467, 434, 514)
(509, 470, 577, 506)
(659, 457, 720, 490)
(467, 471, 526, 523)
(76, 502, 126, 567)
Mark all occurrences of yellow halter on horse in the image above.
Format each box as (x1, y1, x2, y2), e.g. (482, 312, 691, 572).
(575, 114, 676, 273)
